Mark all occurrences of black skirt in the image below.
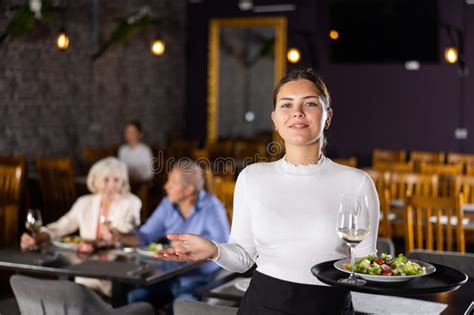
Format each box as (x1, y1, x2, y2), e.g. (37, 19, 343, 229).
(238, 271, 354, 315)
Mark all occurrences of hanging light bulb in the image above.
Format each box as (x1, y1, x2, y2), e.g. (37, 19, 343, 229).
(56, 29, 70, 50)
(329, 29, 339, 40)
(151, 39, 165, 56)
(287, 48, 301, 63)
(444, 47, 458, 64)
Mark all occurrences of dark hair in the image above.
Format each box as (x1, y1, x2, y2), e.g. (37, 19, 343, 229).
(126, 121, 143, 133)
(272, 67, 331, 110)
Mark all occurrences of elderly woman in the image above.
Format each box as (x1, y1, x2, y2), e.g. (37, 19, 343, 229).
(21, 157, 142, 252)
(21, 157, 142, 296)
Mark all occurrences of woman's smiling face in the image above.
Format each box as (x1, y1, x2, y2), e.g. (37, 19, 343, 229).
(272, 79, 332, 147)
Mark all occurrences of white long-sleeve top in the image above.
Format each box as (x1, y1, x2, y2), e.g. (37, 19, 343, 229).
(214, 156, 380, 285)
(118, 143, 154, 181)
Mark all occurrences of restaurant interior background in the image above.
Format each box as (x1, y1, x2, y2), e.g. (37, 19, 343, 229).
(1, 0, 474, 308)
(0, 0, 473, 168)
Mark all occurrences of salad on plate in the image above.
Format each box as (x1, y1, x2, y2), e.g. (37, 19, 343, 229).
(334, 253, 435, 282)
(136, 242, 164, 257)
(344, 253, 426, 276)
(52, 235, 82, 249)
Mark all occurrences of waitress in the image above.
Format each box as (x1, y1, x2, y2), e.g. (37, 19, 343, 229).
(155, 68, 380, 314)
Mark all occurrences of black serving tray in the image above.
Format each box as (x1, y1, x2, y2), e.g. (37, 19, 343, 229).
(311, 259, 468, 295)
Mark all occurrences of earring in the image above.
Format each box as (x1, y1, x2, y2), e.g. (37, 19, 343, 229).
(274, 126, 278, 131)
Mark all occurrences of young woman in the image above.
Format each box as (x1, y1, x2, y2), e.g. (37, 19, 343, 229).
(155, 68, 380, 314)
(118, 121, 154, 182)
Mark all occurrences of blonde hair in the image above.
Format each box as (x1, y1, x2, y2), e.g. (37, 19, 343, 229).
(86, 157, 130, 194)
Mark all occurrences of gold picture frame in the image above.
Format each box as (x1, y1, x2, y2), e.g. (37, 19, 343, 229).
(207, 16, 287, 143)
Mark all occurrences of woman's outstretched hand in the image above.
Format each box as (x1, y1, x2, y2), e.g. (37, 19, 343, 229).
(153, 233, 218, 262)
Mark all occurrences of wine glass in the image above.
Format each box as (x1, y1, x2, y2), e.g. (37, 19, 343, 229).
(99, 213, 113, 238)
(336, 194, 370, 285)
(25, 209, 43, 236)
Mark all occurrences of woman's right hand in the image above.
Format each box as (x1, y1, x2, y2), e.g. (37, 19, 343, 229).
(20, 233, 37, 251)
(153, 233, 218, 262)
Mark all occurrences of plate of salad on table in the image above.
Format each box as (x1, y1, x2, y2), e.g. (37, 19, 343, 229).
(135, 242, 164, 257)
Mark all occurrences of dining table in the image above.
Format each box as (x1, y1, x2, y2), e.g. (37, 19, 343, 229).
(0, 245, 201, 307)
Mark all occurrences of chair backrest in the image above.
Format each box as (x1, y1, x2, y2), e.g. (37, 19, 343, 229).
(0, 162, 24, 248)
(373, 161, 414, 174)
(364, 169, 392, 238)
(404, 194, 465, 253)
(364, 169, 389, 196)
(387, 173, 439, 200)
(454, 175, 474, 204)
(36, 157, 76, 224)
(467, 164, 474, 176)
(419, 162, 463, 197)
(82, 144, 118, 173)
(333, 156, 357, 168)
(0, 164, 23, 204)
(10, 275, 111, 315)
(447, 152, 474, 174)
(372, 149, 407, 164)
(208, 175, 235, 224)
(407, 249, 474, 278)
(173, 299, 238, 315)
(409, 150, 446, 171)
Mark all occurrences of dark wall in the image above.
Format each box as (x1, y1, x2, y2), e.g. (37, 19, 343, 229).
(0, 0, 187, 171)
(186, 0, 474, 166)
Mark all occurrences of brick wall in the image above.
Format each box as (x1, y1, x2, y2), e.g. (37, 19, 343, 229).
(0, 0, 186, 172)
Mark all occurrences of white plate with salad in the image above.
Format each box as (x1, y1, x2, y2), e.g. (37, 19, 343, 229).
(135, 243, 164, 257)
(334, 253, 436, 282)
(52, 236, 82, 250)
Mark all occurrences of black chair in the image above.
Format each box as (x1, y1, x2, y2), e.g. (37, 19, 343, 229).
(10, 275, 154, 315)
(407, 249, 474, 278)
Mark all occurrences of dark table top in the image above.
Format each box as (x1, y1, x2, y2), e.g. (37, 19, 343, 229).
(196, 272, 474, 315)
(0, 247, 201, 286)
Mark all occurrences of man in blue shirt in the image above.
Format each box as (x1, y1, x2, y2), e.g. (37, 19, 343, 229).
(113, 160, 230, 308)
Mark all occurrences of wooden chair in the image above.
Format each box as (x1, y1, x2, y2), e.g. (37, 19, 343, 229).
(387, 173, 439, 203)
(419, 162, 463, 197)
(0, 163, 24, 248)
(467, 164, 474, 176)
(205, 172, 235, 224)
(454, 176, 474, 204)
(364, 169, 387, 195)
(373, 161, 414, 173)
(372, 149, 407, 164)
(404, 194, 465, 253)
(363, 169, 392, 238)
(333, 156, 357, 168)
(386, 173, 439, 238)
(82, 144, 118, 174)
(0, 164, 24, 204)
(447, 152, 474, 174)
(409, 150, 445, 172)
(36, 157, 76, 224)
(166, 139, 198, 159)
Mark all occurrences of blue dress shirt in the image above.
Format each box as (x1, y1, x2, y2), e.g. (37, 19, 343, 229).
(136, 190, 230, 287)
